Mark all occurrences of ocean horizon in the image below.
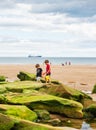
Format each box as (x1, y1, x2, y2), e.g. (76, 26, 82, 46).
(0, 57, 96, 65)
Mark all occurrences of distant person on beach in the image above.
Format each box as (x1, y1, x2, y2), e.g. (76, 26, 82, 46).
(35, 64, 43, 82)
(43, 60, 51, 83)
(65, 62, 67, 65)
(61, 63, 64, 66)
(69, 62, 71, 65)
(65, 61, 71, 65)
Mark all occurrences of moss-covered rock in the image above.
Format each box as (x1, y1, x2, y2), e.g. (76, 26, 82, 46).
(0, 80, 92, 108)
(47, 118, 61, 126)
(0, 113, 15, 130)
(92, 84, 96, 93)
(41, 78, 61, 84)
(17, 71, 61, 85)
(0, 87, 7, 94)
(5, 93, 83, 119)
(34, 109, 50, 120)
(0, 94, 7, 104)
(0, 76, 6, 82)
(17, 71, 36, 81)
(0, 104, 37, 121)
(40, 83, 92, 104)
(0, 81, 43, 93)
(0, 82, 8, 94)
(84, 104, 96, 118)
(13, 119, 78, 130)
(16, 71, 92, 105)
(0, 80, 91, 106)
(51, 80, 61, 85)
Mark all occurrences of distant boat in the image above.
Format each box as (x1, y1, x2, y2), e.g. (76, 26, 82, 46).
(28, 55, 42, 58)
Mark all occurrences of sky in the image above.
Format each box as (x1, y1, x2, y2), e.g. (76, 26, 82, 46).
(0, 0, 96, 57)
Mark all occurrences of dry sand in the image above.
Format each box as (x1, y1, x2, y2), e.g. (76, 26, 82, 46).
(0, 64, 96, 100)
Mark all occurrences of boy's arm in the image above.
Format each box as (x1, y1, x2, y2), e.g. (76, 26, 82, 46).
(41, 70, 43, 77)
(42, 72, 46, 75)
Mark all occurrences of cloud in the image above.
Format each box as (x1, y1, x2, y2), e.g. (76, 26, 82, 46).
(1, 0, 96, 17)
(0, 0, 96, 57)
(0, 0, 15, 8)
(15, 0, 96, 17)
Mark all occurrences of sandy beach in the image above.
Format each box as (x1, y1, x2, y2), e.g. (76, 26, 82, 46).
(0, 64, 96, 99)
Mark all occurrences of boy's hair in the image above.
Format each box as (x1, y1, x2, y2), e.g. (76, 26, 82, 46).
(35, 64, 40, 68)
(44, 60, 49, 63)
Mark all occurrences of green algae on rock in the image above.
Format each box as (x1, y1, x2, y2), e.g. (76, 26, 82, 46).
(0, 76, 6, 82)
(17, 71, 36, 81)
(92, 84, 96, 93)
(0, 86, 7, 94)
(0, 104, 37, 121)
(0, 113, 15, 130)
(17, 71, 62, 84)
(39, 83, 92, 104)
(5, 93, 83, 119)
(84, 104, 96, 118)
(12, 119, 78, 130)
(34, 109, 50, 120)
(0, 81, 43, 93)
(1, 79, 91, 106)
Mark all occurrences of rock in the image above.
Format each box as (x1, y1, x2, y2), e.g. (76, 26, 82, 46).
(40, 83, 92, 105)
(0, 94, 7, 104)
(1, 81, 43, 93)
(51, 80, 61, 84)
(0, 80, 92, 109)
(5, 93, 83, 119)
(17, 71, 36, 81)
(0, 86, 7, 94)
(34, 109, 50, 120)
(17, 71, 61, 85)
(0, 104, 37, 121)
(47, 118, 61, 126)
(41, 78, 61, 84)
(84, 104, 96, 118)
(16, 71, 92, 106)
(0, 76, 6, 82)
(12, 119, 78, 130)
(92, 84, 96, 93)
(0, 113, 15, 130)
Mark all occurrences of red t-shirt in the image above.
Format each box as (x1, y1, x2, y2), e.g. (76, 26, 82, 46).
(46, 63, 51, 75)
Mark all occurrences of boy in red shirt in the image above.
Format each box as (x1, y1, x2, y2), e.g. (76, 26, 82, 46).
(43, 60, 51, 83)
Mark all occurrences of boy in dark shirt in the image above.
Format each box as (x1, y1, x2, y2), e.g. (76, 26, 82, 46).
(35, 64, 43, 82)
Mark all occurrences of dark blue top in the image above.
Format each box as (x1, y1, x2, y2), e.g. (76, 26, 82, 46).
(36, 68, 42, 77)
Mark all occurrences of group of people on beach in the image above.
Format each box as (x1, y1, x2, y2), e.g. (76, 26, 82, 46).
(61, 61, 71, 66)
(35, 60, 51, 83)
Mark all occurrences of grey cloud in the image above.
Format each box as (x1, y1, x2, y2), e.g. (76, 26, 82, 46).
(15, 0, 96, 17)
(0, 0, 15, 8)
(0, 0, 96, 17)
(15, 0, 64, 4)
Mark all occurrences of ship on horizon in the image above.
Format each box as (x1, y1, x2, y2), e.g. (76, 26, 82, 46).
(28, 55, 42, 58)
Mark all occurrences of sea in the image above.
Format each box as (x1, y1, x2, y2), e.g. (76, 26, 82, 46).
(0, 57, 96, 65)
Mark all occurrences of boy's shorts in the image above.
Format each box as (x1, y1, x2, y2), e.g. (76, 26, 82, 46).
(36, 77, 41, 81)
(45, 75, 50, 82)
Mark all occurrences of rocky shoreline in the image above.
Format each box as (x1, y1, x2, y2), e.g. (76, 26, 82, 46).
(0, 71, 96, 130)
